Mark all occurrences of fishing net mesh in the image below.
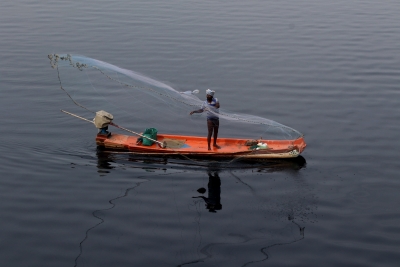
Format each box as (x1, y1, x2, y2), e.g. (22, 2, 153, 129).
(49, 54, 303, 141)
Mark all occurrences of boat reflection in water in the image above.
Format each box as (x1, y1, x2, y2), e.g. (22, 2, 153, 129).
(74, 150, 313, 266)
(95, 147, 307, 172)
(95, 149, 306, 217)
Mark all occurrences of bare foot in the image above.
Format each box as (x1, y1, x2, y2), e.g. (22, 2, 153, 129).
(208, 147, 212, 151)
(213, 144, 221, 149)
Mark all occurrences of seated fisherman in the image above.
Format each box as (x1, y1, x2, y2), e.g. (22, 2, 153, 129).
(94, 110, 113, 136)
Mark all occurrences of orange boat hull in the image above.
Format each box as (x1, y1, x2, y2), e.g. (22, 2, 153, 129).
(96, 133, 306, 159)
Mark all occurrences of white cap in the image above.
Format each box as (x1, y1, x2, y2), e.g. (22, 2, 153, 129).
(206, 89, 215, 96)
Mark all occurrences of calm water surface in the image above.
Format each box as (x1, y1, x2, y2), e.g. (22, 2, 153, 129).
(1, 1, 400, 266)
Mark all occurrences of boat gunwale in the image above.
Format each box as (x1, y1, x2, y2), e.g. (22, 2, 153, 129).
(96, 133, 306, 159)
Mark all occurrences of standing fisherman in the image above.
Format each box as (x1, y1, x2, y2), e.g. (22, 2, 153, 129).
(190, 89, 221, 150)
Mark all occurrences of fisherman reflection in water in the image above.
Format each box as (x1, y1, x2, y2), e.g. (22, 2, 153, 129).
(190, 89, 220, 150)
(194, 170, 222, 213)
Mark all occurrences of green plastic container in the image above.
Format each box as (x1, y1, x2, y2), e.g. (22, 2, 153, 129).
(142, 128, 158, 146)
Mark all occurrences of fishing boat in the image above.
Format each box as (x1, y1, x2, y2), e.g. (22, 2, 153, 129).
(95, 133, 306, 159)
(61, 109, 306, 159)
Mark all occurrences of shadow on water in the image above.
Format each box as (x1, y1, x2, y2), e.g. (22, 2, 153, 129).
(74, 150, 312, 266)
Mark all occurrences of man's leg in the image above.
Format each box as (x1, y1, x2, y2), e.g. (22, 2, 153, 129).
(207, 120, 214, 150)
(212, 120, 220, 149)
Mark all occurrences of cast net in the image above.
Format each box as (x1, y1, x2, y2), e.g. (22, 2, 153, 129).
(49, 54, 303, 141)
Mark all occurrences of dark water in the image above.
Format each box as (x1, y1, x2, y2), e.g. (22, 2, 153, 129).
(1, 1, 400, 266)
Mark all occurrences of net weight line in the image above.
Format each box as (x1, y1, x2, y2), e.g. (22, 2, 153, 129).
(50, 54, 301, 134)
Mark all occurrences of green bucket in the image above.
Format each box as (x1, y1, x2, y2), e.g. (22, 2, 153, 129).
(142, 128, 158, 146)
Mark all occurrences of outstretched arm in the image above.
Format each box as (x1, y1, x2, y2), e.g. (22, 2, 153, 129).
(190, 109, 204, 115)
